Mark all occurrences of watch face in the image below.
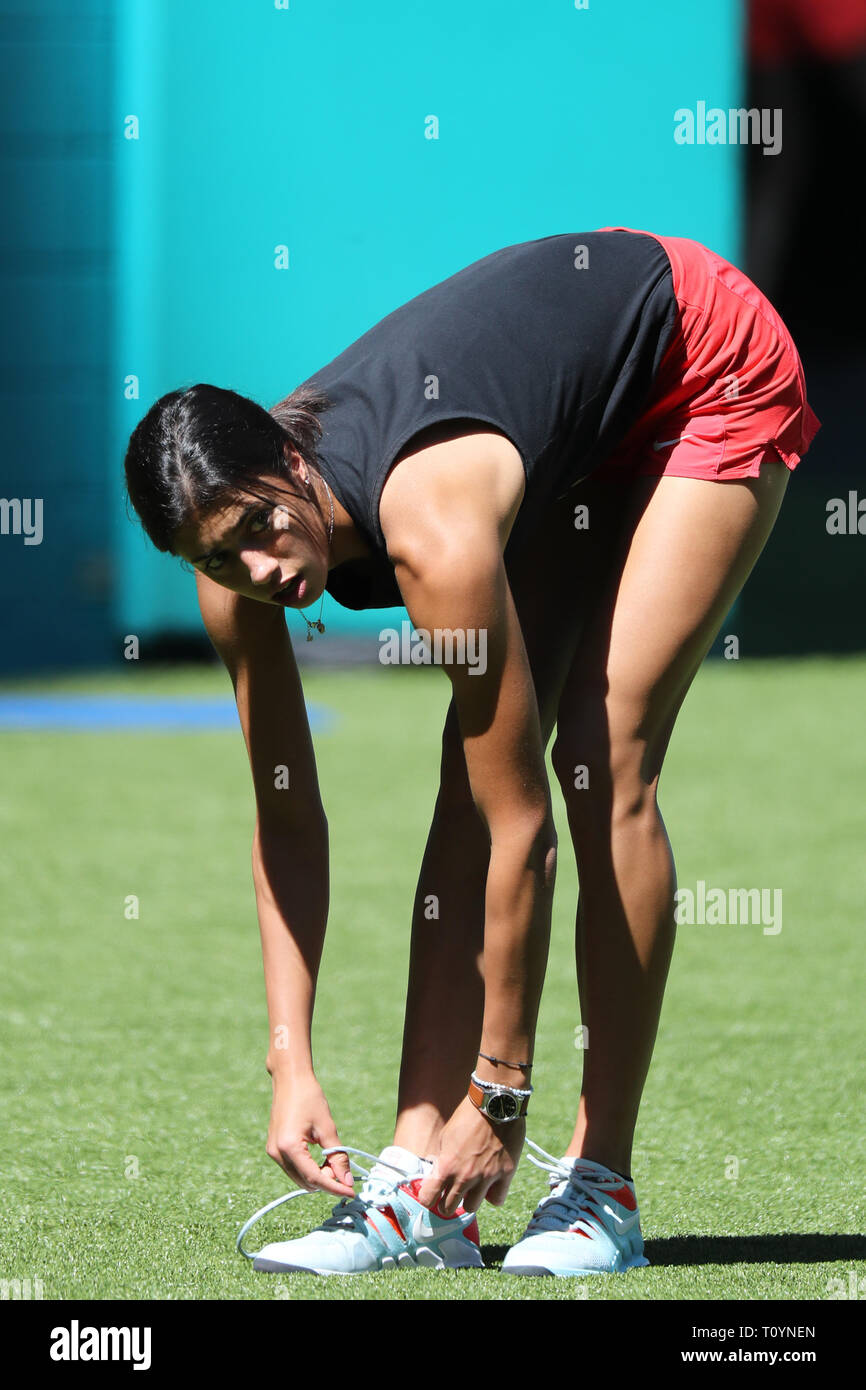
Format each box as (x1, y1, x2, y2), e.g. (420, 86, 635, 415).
(487, 1091, 519, 1121)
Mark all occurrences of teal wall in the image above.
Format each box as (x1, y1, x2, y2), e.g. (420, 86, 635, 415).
(0, 0, 739, 672)
(0, 0, 115, 673)
(112, 0, 742, 642)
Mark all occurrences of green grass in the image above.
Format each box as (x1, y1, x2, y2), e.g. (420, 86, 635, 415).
(1, 656, 864, 1300)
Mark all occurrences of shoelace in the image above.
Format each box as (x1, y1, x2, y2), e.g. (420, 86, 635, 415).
(236, 1146, 421, 1261)
(523, 1138, 633, 1236)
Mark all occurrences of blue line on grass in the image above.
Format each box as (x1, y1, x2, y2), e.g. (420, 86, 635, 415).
(0, 695, 335, 732)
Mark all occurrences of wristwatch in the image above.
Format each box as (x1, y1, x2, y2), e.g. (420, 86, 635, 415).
(468, 1072, 532, 1122)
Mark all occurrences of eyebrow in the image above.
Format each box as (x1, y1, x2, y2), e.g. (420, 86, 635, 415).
(190, 504, 260, 563)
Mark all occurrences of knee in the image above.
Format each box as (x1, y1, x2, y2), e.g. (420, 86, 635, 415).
(552, 720, 657, 838)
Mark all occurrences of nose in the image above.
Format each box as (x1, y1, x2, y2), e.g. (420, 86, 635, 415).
(240, 547, 279, 588)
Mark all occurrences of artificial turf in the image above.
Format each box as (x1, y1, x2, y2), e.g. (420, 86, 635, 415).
(1, 656, 864, 1301)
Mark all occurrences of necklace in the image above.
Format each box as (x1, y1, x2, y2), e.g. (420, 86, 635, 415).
(300, 475, 334, 641)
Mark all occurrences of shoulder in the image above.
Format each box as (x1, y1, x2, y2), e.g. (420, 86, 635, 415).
(378, 421, 526, 569)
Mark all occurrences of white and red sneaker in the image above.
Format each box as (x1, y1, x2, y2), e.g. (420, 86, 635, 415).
(237, 1145, 482, 1275)
(502, 1139, 649, 1277)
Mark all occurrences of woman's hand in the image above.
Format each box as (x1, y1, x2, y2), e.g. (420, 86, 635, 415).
(266, 1073, 356, 1199)
(416, 1095, 525, 1216)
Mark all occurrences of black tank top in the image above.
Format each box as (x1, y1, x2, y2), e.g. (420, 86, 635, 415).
(301, 229, 678, 610)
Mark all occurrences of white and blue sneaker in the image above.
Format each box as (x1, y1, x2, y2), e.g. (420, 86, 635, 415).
(237, 1144, 483, 1275)
(502, 1139, 649, 1277)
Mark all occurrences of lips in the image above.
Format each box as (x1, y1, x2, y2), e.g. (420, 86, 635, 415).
(272, 576, 305, 605)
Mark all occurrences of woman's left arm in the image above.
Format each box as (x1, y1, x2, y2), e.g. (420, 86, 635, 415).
(381, 449, 558, 1216)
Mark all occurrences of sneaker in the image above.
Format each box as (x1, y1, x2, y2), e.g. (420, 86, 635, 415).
(237, 1144, 483, 1275)
(501, 1139, 649, 1276)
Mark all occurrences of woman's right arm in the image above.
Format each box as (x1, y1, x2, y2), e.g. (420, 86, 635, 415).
(195, 571, 354, 1198)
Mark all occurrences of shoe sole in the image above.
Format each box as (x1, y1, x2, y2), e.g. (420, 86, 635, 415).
(502, 1255, 649, 1277)
(253, 1251, 483, 1275)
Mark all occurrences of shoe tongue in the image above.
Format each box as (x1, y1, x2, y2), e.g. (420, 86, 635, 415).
(362, 1146, 429, 1198)
(376, 1145, 429, 1176)
(558, 1155, 627, 1183)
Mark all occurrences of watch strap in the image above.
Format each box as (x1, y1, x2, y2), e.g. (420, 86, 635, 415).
(468, 1077, 530, 1119)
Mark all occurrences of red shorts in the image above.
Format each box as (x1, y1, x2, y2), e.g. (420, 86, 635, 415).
(598, 227, 821, 481)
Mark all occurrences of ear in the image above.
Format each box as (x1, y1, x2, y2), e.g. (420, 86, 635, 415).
(282, 441, 309, 487)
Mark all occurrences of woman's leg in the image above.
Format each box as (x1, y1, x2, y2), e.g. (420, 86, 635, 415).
(551, 458, 790, 1178)
(394, 474, 633, 1155)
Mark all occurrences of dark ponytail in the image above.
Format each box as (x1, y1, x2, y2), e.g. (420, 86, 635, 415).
(268, 382, 331, 461)
(122, 381, 332, 555)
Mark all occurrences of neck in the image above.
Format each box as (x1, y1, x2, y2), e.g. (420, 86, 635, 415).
(315, 472, 374, 567)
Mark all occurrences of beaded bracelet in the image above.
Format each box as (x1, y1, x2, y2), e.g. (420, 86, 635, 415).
(470, 1070, 533, 1097)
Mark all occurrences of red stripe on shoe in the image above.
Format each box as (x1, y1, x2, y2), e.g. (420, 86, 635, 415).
(378, 1204, 407, 1241)
(400, 1177, 480, 1242)
(607, 1184, 638, 1212)
(462, 1217, 480, 1246)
